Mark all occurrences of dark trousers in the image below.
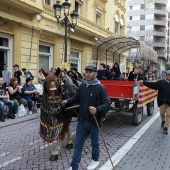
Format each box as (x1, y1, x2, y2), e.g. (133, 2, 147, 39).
(24, 97, 40, 111)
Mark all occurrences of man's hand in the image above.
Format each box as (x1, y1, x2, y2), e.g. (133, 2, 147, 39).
(61, 100, 67, 107)
(89, 106, 97, 115)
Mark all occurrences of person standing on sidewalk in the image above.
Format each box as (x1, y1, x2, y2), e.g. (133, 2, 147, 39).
(61, 65, 110, 170)
(140, 70, 170, 134)
(13, 64, 22, 85)
(22, 68, 34, 82)
(2, 64, 11, 87)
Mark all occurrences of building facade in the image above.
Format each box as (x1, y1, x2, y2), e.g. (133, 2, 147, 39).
(127, 0, 168, 75)
(0, 0, 127, 83)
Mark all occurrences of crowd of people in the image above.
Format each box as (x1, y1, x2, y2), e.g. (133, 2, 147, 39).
(0, 64, 41, 122)
(95, 62, 158, 81)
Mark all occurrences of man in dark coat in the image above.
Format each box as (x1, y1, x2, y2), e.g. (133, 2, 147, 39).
(62, 65, 110, 170)
(140, 70, 170, 134)
(97, 63, 111, 80)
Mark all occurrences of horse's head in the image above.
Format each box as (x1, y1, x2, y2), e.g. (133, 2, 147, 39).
(41, 67, 61, 99)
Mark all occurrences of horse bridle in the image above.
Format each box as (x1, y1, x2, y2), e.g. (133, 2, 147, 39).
(44, 75, 61, 100)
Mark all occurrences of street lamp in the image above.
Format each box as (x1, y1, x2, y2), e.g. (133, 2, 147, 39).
(53, 0, 79, 68)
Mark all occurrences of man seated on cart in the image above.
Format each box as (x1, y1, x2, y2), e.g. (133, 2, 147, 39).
(97, 63, 111, 80)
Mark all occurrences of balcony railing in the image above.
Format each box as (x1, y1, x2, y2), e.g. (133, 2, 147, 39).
(43, 4, 54, 17)
(5, 0, 43, 14)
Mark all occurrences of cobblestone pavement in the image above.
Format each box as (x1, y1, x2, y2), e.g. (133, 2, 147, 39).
(0, 101, 159, 170)
(115, 116, 170, 170)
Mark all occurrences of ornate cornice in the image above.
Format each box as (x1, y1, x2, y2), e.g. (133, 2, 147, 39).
(71, 39, 84, 50)
(114, 1, 126, 13)
(40, 31, 54, 42)
(0, 19, 13, 32)
(94, 0, 106, 13)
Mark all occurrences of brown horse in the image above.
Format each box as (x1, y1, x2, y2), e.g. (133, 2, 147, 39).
(39, 67, 79, 161)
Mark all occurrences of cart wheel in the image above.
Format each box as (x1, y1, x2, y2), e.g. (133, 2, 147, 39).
(147, 101, 154, 116)
(132, 105, 143, 126)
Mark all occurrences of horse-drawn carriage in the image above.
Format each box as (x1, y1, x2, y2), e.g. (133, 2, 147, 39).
(92, 35, 158, 125)
(38, 35, 158, 162)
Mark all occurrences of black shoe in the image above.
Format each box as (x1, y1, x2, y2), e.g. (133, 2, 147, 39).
(161, 121, 165, 128)
(8, 114, 15, 119)
(0, 115, 5, 122)
(163, 127, 168, 134)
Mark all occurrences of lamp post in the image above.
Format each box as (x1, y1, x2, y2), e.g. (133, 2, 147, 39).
(53, 0, 79, 68)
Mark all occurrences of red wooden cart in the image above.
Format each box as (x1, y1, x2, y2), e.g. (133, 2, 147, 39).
(100, 80, 157, 125)
(92, 35, 158, 125)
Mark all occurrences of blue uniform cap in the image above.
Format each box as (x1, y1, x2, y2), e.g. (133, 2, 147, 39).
(85, 65, 97, 72)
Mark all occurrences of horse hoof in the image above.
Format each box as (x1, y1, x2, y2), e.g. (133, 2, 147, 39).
(66, 143, 73, 150)
(50, 155, 58, 161)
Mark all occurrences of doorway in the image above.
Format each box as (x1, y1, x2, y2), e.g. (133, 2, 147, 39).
(0, 50, 7, 77)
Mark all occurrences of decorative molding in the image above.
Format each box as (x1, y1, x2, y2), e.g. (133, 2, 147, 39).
(71, 39, 84, 50)
(40, 30, 54, 42)
(94, 0, 106, 13)
(0, 19, 13, 32)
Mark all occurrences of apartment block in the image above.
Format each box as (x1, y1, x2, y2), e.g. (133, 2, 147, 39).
(128, 0, 168, 74)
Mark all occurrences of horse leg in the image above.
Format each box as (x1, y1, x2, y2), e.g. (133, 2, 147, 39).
(50, 112, 73, 161)
(65, 129, 74, 150)
(50, 139, 62, 161)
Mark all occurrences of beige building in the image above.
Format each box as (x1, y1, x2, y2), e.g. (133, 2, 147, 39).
(0, 0, 127, 83)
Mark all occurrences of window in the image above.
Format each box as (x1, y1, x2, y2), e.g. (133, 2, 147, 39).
(115, 21, 118, 35)
(129, 16, 132, 20)
(39, 42, 53, 70)
(140, 15, 145, 20)
(140, 36, 145, 41)
(70, 50, 81, 72)
(44, 0, 51, 6)
(140, 25, 145, 30)
(141, 4, 145, 9)
(0, 38, 8, 47)
(0, 33, 13, 77)
(130, 6, 133, 10)
(75, 0, 83, 15)
(96, 10, 102, 25)
(120, 25, 123, 35)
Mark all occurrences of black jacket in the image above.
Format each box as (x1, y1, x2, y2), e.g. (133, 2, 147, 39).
(67, 82, 111, 126)
(110, 67, 121, 79)
(97, 69, 111, 80)
(143, 79, 170, 107)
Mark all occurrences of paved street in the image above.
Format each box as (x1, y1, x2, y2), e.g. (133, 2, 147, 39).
(115, 116, 170, 170)
(0, 101, 159, 170)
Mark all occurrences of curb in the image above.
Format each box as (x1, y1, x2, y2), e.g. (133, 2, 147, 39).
(0, 113, 40, 129)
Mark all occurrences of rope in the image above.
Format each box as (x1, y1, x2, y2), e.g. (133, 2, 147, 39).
(93, 114, 115, 170)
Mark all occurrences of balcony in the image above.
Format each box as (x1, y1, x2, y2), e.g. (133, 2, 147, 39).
(154, 7, 167, 16)
(43, 3, 54, 17)
(153, 30, 166, 37)
(154, 19, 166, 26)
(0, 0, 43, 14)
(42, 5, 113, 38)
(153, 41, 166, 48)
(77, 16, 112, 37)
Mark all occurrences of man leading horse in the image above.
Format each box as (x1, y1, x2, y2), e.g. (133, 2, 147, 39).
(61, 65, 110, 170)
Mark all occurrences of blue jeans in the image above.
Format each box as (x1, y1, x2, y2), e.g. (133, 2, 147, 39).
(0, 101, 4, 117)
(71, 120, 99, 170)
(0, 99, 14, 115)
(24, 97, 40, 111)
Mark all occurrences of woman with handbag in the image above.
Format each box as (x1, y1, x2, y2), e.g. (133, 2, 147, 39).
(8, 77, 28, 115)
